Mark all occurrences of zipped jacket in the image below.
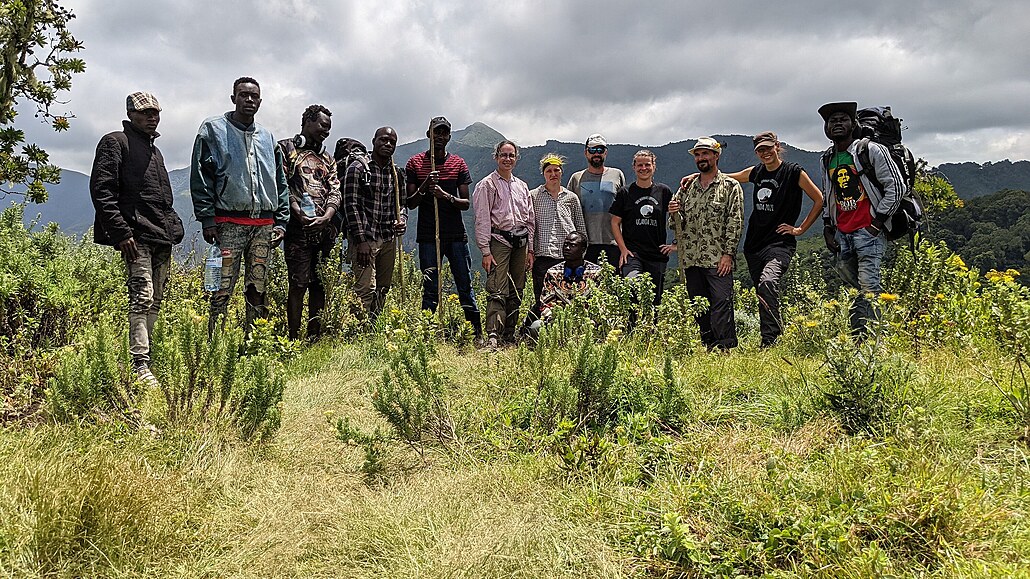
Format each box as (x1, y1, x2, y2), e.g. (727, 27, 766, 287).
(190, 112, 289, 229)
(90, 121, 185, 247)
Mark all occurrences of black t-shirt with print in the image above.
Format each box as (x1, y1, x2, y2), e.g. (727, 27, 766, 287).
(744, 161, 804, 253)
(608, 182, 673, 263)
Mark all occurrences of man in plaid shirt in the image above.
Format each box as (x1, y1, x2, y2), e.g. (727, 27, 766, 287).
(343, 126, 406, 320)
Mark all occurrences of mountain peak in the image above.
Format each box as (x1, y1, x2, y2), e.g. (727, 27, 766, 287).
(454, 122, 505, 148)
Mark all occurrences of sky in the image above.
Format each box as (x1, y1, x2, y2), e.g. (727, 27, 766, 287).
(19, 0, 1030, 175)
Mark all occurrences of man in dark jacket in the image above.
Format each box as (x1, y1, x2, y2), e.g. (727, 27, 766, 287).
(90, 91, 184, 386)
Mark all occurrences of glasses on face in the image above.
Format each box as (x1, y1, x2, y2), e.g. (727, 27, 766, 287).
(587, 146, 607, 154)
(497, 153, 517, 159)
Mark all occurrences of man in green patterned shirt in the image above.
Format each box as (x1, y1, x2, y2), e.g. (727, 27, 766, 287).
(668, 137, 744, 350)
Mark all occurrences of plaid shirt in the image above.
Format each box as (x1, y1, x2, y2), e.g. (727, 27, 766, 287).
(531, 185, 587, 259)
(343, 157, 406, 243)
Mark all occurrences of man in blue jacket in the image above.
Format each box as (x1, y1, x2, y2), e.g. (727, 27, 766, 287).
(91, 91, 185, 387)
(191, 77, 289, 336)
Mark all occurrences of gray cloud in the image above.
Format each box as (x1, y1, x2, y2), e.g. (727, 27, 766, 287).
(23, 0, 1030, 177)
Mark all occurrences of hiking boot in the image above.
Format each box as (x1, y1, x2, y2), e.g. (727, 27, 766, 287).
(134, 363, 160, 389)
(481, 335, 499, 351)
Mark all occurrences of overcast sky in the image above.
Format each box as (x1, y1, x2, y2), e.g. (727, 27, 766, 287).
(20, 0, 1030, 174)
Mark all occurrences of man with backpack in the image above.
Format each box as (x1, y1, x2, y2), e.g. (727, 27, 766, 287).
(343, 127, 406, 322)
(819, 101, 906, 334)
(279, 105, 341, 340)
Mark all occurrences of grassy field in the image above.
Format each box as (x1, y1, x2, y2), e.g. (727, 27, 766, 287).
(3, 329, 1030, 577)
(2, 223, 1030, 577)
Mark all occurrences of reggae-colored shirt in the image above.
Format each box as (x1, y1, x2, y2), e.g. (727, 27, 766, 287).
(828, 151, 872, 233)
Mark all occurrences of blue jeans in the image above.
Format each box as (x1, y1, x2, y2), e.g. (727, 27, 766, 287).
(834, 228, 885, 333)
(418, 241, 481, 318)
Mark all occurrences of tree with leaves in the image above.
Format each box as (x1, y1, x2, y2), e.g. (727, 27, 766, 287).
(0, 0, 84, 203)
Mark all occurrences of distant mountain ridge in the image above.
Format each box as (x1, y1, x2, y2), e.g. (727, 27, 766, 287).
(18, 123, 1030, 249)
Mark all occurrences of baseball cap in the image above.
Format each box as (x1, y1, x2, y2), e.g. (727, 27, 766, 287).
(752, 131, 778, 150)
(585, 133, 607, 148)
(818, 102, 857, 122)
(429, 116, 451, 131)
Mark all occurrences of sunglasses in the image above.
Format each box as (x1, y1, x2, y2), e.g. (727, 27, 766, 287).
(587, 146, 607, 154)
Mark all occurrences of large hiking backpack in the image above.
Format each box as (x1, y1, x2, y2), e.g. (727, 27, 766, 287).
(855, 106, 924, 242)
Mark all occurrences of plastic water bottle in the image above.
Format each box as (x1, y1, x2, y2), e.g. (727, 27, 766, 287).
(204, 244, 223, 292)
(300, 193, 317, 218)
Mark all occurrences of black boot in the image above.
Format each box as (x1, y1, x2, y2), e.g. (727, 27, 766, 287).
(464, 308, 483, 339)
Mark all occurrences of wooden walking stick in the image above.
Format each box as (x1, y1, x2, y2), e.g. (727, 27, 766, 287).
(429, 121, 443, 321)
(391, 158, 406, 302)
(673, 184, 688, 284)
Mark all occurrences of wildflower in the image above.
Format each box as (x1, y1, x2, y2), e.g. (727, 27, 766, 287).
(606, 329, 623, 343)
(824, 299, 839, 308)
(987, 269, 1021, 284)
(947, 254, 968, 272)
(934, 293, 945, 300)
(804, 320, 820, 328)
(878, 293, 900, 303)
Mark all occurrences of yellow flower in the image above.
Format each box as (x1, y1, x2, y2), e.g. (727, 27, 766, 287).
(606, 329, 623, 343)
(878, 293, 900, 303)
(823, 300, 839, 309)
(947, 254, 968, 273)
(804, 320, 820, 328)
(985, 269, 1017, 284)
(934, 293, 945, 300)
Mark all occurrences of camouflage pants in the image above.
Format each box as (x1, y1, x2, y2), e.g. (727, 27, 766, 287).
(125, 242, 172, 365)
(210, 222, 272, 328)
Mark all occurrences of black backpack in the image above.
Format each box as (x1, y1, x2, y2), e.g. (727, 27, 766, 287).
(855, 106, 924, 242)
(822, 107, 924, 243)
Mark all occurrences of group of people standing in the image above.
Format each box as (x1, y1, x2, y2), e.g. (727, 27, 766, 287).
(89, 76, 905, 385)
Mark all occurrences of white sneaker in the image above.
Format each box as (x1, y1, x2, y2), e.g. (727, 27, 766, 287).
(134, 364, 160, 389)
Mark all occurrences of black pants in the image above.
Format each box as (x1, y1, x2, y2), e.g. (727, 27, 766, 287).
(684, 266, 737, 349)
(527, 255, 562, 323)
(621, 254, 667, 306)
(745, 243, 795, 346)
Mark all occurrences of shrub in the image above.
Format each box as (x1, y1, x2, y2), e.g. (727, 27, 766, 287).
(820, 336, 914, 435)
(47, 321, 138, 425)
(371, 321, 454, 452)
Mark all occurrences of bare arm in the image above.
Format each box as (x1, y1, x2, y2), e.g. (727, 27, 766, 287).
(776, 169, 825, 237)
(724, 166, 753, 184)
(451, 182, 471, 211)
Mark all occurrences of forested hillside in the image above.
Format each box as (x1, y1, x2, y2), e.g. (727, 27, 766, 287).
(933, 188, 1030, 276)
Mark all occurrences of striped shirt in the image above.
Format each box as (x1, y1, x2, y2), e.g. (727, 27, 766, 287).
(405, 151, 472, 242)
(531, 185, 587, 259)
(343, 157, 406, 243)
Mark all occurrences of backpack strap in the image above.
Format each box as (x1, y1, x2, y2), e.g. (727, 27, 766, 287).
(854, 138, 885, 198)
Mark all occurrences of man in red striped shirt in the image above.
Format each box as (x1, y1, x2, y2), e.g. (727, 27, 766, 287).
(405, 116, 482, 339)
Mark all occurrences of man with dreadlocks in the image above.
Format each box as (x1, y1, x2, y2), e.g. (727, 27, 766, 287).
(279, 104, 341, 340)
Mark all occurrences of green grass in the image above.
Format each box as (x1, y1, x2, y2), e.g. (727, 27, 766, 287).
(4, 336, 1029, 577)
(3, 235, 1030, 577)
